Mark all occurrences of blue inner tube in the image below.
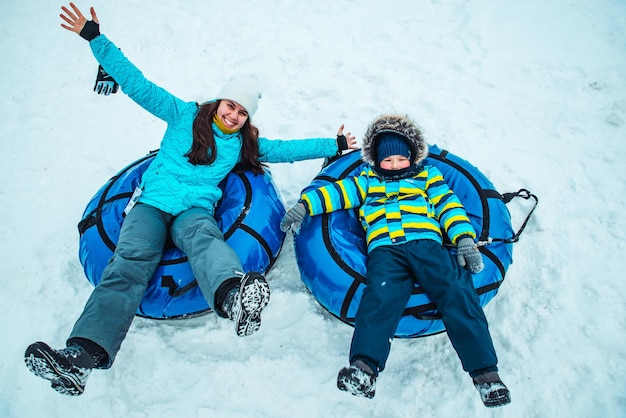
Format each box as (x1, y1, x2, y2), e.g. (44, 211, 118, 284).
(294, 146, 514, 337)
(77, 151, 286, 319)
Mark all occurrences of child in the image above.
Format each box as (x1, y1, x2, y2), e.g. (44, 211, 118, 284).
(281, 114, 511, 408)
(23, 3, 356, 396)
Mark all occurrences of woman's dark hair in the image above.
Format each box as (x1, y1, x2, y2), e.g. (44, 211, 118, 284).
(187, 101, 265, 174)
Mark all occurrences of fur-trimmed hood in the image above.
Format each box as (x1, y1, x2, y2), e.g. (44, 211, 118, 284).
(361, 114, 428, 166)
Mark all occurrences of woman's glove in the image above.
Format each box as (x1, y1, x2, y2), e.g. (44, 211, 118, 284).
(94, 65, 118, 95)
(335, 124, 356, 153)
(456, 237, 484, 273)
(79, 20, 100, 41)
(337, 134, 349, 151)
(280, 202, 307, 233)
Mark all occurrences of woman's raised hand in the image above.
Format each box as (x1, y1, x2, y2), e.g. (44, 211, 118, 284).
(337, 124, 358, 151)
(60, 2, 99, 35)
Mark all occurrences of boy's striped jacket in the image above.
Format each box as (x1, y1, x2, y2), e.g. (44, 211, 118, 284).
(301, 164, 476, 252)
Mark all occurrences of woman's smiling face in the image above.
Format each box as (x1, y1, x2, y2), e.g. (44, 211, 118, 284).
(216, 100, 249, 131)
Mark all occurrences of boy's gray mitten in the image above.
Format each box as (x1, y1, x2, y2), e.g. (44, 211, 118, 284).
(280, 202, 307, 233)
(456, 237, 484, 273)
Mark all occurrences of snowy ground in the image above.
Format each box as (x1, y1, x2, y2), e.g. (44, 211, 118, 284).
(2, 1, 625, 417)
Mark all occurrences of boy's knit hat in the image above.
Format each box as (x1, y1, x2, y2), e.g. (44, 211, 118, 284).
(361, 114, 428, 167)
(376, 132, 412, 164)
(216, 75, 262, 118)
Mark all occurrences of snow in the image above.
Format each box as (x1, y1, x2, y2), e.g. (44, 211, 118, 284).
(2, 0, 626, 417)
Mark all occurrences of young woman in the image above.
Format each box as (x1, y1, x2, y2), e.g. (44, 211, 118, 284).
(24, 3, 356, 396)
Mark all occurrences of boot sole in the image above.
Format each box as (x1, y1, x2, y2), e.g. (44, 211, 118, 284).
(474, 382, 511, 408)
(234, 273, 270, 336)
(24, 342, 85, 396)
(483, 391, 511, 408)
(337, 366, 376, 399)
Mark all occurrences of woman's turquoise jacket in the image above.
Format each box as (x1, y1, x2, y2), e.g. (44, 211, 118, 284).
(90, 35, 339, 216)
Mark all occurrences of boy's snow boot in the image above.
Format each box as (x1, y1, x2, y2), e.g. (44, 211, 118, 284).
(24, 341, 95, 396)
(224, 272, 270, 337)
(337, 359, 377, 399)
(472, 371, 511, 408)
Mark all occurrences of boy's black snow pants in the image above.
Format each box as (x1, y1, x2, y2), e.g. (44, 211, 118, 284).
(350, 239, 498, 376)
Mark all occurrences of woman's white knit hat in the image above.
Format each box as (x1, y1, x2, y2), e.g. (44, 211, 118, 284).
(216, 75, 262, 118)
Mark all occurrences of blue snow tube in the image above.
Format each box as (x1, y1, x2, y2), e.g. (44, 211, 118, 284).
(77, 151, 286, 319)
(294, 146, 514, 337)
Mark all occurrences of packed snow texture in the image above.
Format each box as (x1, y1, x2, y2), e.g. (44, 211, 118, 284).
(2, 1, 625, 417)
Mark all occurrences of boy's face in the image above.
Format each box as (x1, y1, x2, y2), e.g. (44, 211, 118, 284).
(379, 155, 411, 170)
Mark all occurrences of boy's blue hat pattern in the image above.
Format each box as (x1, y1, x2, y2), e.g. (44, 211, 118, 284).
(361, 114, 428, 167)
(376, 133, 411, 164)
